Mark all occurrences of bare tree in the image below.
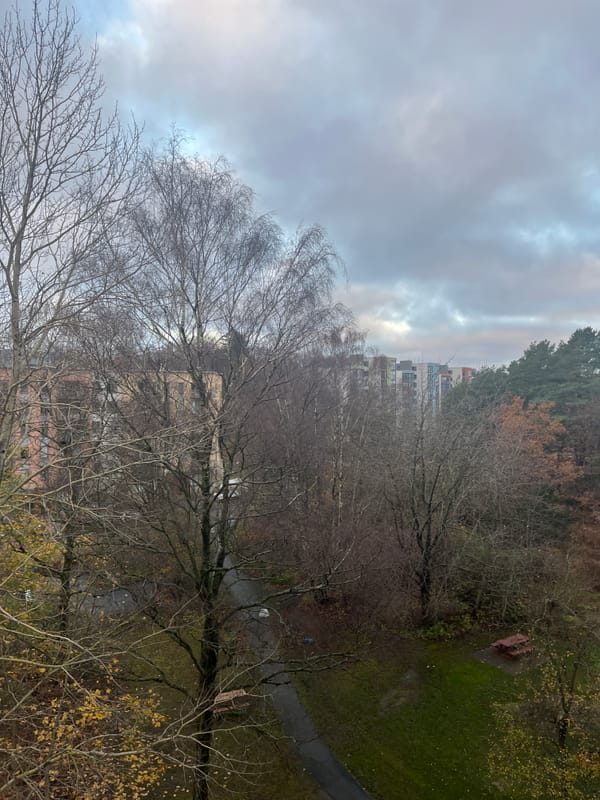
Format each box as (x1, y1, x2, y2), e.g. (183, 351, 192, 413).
(0, 0, 138, 483)
(384, 407, 488, 623)
(254, 329, 388, 609)
(85, 138, 347, 800)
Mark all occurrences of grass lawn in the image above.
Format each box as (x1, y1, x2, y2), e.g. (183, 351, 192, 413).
(296, 633, 526, 800)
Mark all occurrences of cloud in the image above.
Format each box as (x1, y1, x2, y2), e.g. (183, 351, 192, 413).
(90, 0, 600, 365)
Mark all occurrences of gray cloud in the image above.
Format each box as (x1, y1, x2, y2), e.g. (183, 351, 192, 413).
(88, 0, 600, 365)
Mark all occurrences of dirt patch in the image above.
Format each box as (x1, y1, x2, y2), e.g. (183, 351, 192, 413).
(275, 591, 427, 671)
(275, 592, 373, 654)
(475, 646, 536, 675)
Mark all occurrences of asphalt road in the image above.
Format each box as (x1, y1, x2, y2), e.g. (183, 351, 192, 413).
(223, 557, 374, 800)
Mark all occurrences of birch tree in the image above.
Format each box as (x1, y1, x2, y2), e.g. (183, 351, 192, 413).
(89, 138, 346, 800)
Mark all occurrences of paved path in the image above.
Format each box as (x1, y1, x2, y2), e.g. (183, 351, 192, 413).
(223, 558, 373, 800)
(79, 579, 156, 616)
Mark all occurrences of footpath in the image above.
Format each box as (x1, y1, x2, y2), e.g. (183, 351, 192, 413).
(223, 558, 374, 800)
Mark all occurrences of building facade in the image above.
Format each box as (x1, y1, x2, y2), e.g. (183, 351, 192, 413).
(348, 356, 474, 415)
(0, 364, 224, 491)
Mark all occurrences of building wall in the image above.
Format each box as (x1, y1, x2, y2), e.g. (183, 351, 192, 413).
(368, 356, 397, 392)
(0, 368, 95, 487)
(396, 361, 417, 410)
(0, 367, 224, 491)
(114, 369, 224, 486)
(414, 362, 441, 414)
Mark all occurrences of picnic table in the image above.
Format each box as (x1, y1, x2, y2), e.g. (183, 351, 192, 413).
(214, 689, 250, 713)
(490, 633, 534, 659)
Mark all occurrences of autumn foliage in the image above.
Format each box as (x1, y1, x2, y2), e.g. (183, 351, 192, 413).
(495, 397, 580, 488)
(0, 492, 167, 799)
(0, 664, 167, 800)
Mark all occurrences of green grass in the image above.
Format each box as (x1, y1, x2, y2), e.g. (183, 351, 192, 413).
(296, 634, 525, 800)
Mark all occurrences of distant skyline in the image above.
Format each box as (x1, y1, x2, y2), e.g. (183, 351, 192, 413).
(18, 0, 600, 367)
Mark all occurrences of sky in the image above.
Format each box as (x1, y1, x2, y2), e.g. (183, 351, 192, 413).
(54, 2, 600, 364)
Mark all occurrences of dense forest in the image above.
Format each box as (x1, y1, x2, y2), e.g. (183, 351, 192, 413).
(454, 327, 600, 471)
(0, 4, 598, 800)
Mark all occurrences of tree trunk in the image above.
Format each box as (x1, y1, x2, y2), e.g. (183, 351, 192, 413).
(419, 557, 432, 623)
(557, 715, 569, 750)
(58, 532, 75, 632)
(193, 612, 220, 800)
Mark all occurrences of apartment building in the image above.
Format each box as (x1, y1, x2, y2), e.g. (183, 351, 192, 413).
(113, 368, 224, 485)
(449, 366, 473, 387)
(0, 361, 223, 490)
(414, 362, 442, 414)
(368, 355, 397, 393)
(349, 355, 474, 415)
(396, 360, 417, 410)
(413, 362, 473, 413)
(0, 366, 95, 486)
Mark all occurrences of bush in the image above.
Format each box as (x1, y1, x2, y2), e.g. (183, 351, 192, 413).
(417, 614, 473, 640)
